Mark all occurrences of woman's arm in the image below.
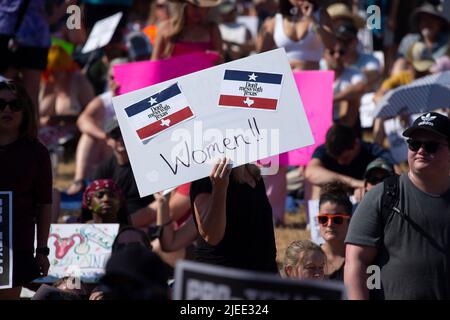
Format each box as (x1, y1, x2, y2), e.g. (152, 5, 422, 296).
(256, 17, 275, 53)
(151, 21, 170, 60)
(77, 73, 96, 111)
(313, 7, 336, 50)
(210, 22, 224, 62)
(193, 159, 232, 246)
(76, 96, 107, 140)
(155, 192, 197, 252)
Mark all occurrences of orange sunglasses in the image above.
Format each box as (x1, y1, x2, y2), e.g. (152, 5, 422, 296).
(317, 214, 351, 225)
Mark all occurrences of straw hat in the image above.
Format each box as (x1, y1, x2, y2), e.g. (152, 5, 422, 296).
(406, 41, 435, 72)
(411, 2, 449, 29)
(327, 3, 365, 29)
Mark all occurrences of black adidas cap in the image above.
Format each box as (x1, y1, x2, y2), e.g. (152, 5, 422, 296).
(403, 112, 450, 141)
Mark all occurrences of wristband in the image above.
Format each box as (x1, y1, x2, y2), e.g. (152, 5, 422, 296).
(36, 247, 50, 256)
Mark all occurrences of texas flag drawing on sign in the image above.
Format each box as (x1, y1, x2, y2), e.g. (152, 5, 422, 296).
(124, 83, 194, 141)
(218, 70, 283, 111)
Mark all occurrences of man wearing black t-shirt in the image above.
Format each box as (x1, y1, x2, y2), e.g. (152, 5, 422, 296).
(305, 124, 394, 199)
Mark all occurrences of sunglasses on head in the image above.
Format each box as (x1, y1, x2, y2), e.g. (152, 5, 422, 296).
(0, 99, 24, 112)
(406, 139, 448, 154)
(317, 214, 350, 225)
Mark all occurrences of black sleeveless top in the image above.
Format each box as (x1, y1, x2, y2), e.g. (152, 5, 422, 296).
(190, 175, 278, 273)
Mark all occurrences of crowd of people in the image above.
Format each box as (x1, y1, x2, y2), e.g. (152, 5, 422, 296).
(0, 0, 449, 300)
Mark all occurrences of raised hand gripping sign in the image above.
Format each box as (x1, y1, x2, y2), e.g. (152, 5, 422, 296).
(112, 49, 314, 197)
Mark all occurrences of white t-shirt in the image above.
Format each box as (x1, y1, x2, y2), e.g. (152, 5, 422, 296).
(352, 53, 381, 72)
(333, 67, 366, 95)
(333, 67, 367, 120)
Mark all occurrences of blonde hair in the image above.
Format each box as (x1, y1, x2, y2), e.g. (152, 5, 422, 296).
(283, 240, 325, 277)
(162, 2, 187, 57)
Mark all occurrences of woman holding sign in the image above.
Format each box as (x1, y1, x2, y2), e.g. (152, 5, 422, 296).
(190, 158, 278, 273)
(151, 0, 223, 60)
(0, 80, 52, 299)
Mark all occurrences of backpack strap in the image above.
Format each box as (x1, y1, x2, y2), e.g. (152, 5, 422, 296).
(8, 0, 31, 52)
(13, 0, 31, 35)
(381, 174, 446, 255)
(381, 174, 400, 224)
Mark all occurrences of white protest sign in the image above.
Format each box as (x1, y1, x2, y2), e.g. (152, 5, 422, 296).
(174, 260, 346, 300)
(308, 200, 324, 246)
(35, 224, 119, 283)
(81, 12, 123, 54)
(0, 192, 13, 289)
(112, 49, 315, 197)
(359, 92, 376, 128)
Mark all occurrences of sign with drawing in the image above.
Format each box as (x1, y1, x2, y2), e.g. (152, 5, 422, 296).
(36, 224, 119, 283)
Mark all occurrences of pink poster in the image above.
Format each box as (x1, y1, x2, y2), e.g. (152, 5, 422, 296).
(113, 51, 220, 95)
(279, 71, 334, 166)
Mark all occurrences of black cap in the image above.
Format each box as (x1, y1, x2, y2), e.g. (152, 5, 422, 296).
(403, 112, 450, 140)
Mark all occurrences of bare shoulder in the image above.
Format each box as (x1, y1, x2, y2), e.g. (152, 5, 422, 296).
(157, 20, 173, 37)
(261, 16, 276, 34)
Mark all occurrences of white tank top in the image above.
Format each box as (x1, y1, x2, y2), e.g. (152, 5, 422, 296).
(99, 90, 116, 127)
(273, 13, 324, 62)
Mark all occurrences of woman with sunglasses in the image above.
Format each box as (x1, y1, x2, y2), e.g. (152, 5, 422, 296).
(317, 181, 352, 281)
(0, 80, 52, 299)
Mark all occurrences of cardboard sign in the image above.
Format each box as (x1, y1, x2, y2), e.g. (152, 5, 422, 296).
(0, 192, 13, 289)
(81, 12, 123, 54)
(35, 224, 119, 283)
(173, 260, 347, 300)
(113, 52, 220, 95)
(112, 49, 315, 197)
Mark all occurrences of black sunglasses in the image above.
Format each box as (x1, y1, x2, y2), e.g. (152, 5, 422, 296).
(406, 139, 448, 154)
(0, 99, 24, 112)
